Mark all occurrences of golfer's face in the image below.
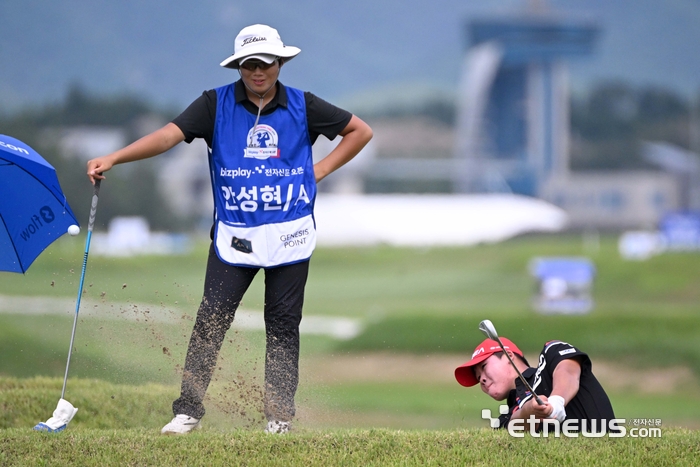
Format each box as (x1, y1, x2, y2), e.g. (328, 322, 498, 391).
(240, 60, 280, 95)
(475, 354, 514, 401)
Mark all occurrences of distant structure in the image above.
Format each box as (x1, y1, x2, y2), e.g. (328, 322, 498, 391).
(454, 2, 683, 229)
(454, 7, 598, 196)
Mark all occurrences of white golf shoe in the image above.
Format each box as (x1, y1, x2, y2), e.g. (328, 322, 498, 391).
(264, 420, 291, 434)
(160, 414, 201, 435)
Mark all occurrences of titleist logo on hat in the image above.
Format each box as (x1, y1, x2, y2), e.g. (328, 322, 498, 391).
(242, 37, 267, 46)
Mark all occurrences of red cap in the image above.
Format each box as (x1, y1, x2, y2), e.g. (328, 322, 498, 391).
(454, 337, 525, 387)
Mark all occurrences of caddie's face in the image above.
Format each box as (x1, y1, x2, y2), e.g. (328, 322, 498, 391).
(240, 59, 280, 95)
(474, 354, 516, 401)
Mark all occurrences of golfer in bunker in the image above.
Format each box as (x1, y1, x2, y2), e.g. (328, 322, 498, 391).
(87, 24, 372, 434)
(455, 335, 616, 432)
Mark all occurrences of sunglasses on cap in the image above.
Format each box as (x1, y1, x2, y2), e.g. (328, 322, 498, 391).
(239, 59, 278, 71)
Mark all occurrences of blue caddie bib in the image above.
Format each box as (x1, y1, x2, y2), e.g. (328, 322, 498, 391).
(209, 83, 317, 267)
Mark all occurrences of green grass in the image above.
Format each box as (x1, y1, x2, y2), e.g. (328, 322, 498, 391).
(3, 233, 700, 317)
(0, 238, 209, 309)
(610, 392, 700, 426)
(309, 379, 700, 430)
(0, 377, 173, 430)
(0, 376, 272, 432)
(338, 313, 700, 373)
(2, 374, 699, 464)
(1, 426, 698, 466)
(1, 233, 700, 435)
(0, 314, 186, 384)
(0, 312, 277, 397)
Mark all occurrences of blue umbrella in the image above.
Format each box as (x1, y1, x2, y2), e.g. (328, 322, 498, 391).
(0, 134, 79, 273)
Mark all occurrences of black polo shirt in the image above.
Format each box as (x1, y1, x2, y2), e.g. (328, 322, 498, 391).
(172, 80, 352, 148)
(498, 340, 616, 431)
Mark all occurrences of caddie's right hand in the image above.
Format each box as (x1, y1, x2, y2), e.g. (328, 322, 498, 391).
(87, 156, 113, 184)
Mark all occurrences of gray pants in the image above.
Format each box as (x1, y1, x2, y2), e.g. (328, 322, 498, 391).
(172, 244, 309, 421)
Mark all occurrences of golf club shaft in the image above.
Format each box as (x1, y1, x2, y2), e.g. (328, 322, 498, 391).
(61, 180, 101, 400)
(495, 336, 544, 405)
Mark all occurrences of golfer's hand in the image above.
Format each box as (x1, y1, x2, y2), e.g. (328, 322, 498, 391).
(529, 395, 553, 419)
(546, 395, 566, 422)
(87, 156, 113, 184)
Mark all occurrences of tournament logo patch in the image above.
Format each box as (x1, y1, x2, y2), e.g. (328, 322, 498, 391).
(244, 124, 280, 160)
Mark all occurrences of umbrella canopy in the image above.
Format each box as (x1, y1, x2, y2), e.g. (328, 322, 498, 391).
(0, 134, 79, 273)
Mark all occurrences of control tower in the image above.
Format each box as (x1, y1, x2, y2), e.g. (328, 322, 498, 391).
(453, 5, 599, 196)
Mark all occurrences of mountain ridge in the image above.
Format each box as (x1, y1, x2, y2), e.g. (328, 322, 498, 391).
(2, 0, 699, 115)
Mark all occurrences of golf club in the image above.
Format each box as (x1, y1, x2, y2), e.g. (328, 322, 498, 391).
(478, 319, 544, 405)
(34, 180, 102, 432)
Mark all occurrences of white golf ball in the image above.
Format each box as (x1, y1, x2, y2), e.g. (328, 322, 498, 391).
(68, 225, 80, 236)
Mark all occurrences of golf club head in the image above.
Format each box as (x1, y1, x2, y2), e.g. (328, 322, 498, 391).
(478, 319, 499, 341)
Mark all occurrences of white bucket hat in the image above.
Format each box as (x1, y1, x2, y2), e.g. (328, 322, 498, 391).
(220, 24, 301, 69)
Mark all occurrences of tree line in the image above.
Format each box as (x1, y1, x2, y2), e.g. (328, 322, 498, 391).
(1, 85, 188, 232)
(570, 81, 697, 170)
(1, 81, 696, 230)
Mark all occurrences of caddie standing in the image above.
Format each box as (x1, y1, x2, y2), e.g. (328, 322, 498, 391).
(87, 23, 373, 434)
